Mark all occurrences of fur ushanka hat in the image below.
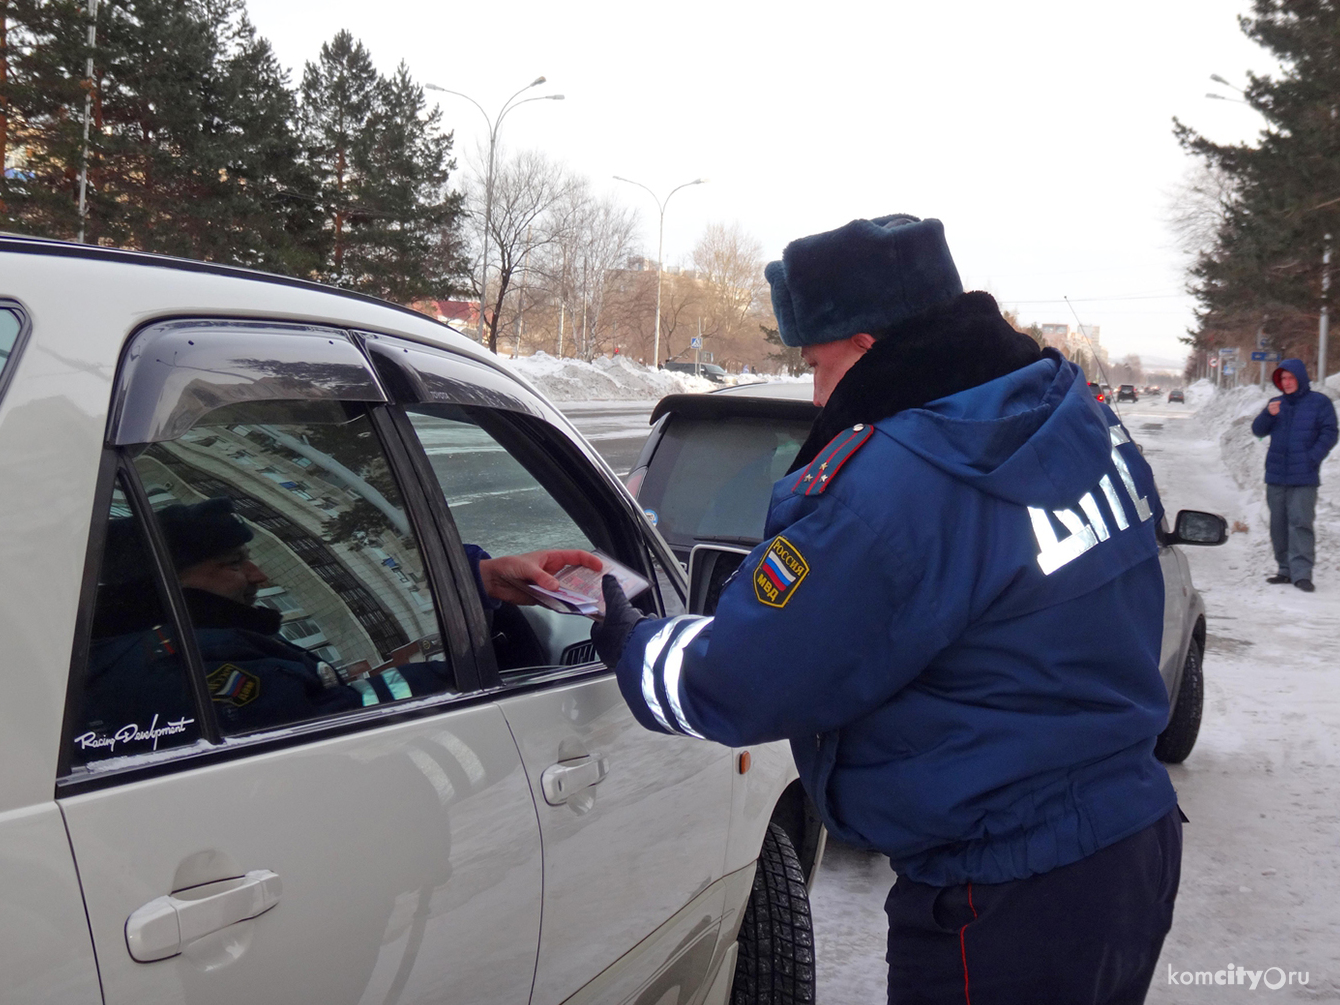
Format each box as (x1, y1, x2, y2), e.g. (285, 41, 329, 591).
(765, 214, 963, 348)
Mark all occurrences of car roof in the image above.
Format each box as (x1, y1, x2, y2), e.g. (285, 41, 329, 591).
(710, 380, 815, 399)
(0, 233, 536, 375)
(650, 383, 820, 424)
(0, 233, 441, 327)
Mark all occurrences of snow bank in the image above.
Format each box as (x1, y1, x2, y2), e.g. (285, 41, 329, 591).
(498, 352, 740, 402)
(1184, 378, 1217, 409)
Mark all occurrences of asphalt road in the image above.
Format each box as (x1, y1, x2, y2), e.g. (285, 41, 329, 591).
(558, 402, 657, 478)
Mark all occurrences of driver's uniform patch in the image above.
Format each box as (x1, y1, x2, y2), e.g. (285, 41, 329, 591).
(755, 536, 809, 607)
(207, 663, 260, 707)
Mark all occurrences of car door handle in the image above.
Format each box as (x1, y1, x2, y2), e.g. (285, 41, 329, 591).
(540, 755, 608, 806)
(125, 869, 283, 962)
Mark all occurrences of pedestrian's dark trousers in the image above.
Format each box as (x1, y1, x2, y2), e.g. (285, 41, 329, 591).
(885, 809, 1182, 1005)
(1266, 484, 1318, 581)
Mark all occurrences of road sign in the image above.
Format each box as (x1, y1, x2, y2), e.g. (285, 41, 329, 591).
(1210, 357, 1219, 367)
(1223, 365, 1237, 375)
(690, 336, 702, 348)
(1251, 351, 1281, 362)
(1218, 347, 1238, 355)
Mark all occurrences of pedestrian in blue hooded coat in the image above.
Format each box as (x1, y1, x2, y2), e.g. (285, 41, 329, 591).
(1250, 358, 1338, 592)
(593, 215, 1183, 1005)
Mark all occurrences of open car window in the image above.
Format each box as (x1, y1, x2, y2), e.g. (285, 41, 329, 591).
(403, 403, 660, 677)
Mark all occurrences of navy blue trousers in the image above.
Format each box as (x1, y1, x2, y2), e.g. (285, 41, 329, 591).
(885, 809, 1182, 1005)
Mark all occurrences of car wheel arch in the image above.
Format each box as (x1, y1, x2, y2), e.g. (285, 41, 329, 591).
(767, 780, 827, 889)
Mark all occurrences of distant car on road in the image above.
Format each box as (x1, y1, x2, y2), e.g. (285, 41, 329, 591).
(1117, 384, 1139, 402)
(1088, 381, 1106, 403)
(663, 359, 729, 384)
(629, 380, 1228, 770)
(1168, 388, 1185, 403)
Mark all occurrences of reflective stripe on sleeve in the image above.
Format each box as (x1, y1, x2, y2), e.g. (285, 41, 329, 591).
(349, 678, 379, 707)
(660, 617, 712, 739)
(381, 668, 412, 701)
(640, 617, 695, 733)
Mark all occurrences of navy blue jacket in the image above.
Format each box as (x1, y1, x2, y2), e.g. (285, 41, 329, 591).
(1250, 359, 1338, 486)
(614, 356, 1178, 885)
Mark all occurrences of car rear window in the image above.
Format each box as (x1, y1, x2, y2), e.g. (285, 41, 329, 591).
(639, 415, 809, 550)
(0, 308, 22, 396)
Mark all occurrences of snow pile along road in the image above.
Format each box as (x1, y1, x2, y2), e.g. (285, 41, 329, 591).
(501, 352, 724, 402)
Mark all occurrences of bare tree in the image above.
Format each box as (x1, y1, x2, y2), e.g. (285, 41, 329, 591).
(534, 181, 640, 360)
(1167, 162, 1237, 258)
(466, 147, 579, 353)
(685, 221, 773, 369)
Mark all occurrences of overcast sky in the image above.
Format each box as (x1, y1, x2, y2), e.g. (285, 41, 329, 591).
(247, 0, 1277, 369)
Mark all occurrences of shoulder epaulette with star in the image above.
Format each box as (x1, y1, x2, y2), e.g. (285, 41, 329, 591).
(790, 423, 874, 495)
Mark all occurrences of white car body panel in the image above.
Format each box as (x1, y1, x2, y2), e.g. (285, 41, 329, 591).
(60, 704, 541, 1004)
(0, 804, 103, 1004)
(498, 678, 733, 1005)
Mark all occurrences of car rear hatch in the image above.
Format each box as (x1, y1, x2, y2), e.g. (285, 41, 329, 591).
(628, 392, 819, 568)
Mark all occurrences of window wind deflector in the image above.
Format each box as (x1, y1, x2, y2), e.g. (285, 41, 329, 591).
(110, 320, 387, 445)
(361, 336, 544, 417)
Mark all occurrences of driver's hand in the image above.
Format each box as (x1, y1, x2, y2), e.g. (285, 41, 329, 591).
(478, 549, 603, 605)
(1267, 399, 1281, 416)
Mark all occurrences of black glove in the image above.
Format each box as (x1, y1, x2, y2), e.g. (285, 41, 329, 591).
(591, 574, 645, 669)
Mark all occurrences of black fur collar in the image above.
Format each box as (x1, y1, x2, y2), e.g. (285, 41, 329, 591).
(90, 582, 284, 638)
(788, 292, 1045, 472)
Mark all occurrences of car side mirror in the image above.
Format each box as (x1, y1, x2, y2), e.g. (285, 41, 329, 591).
(687, 544, 753, 616)
(1169, 510, 1228, 546)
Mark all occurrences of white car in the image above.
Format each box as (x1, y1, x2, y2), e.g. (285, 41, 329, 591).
(0, 235, 821, 1005)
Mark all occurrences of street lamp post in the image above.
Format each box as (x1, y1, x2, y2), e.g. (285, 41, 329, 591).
(613, 175, 706, 366)
(425, 78, 563, 348)
(77, 0, 99, 244)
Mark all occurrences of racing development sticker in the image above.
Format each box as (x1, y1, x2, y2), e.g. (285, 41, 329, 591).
(755, 536, 809, 608)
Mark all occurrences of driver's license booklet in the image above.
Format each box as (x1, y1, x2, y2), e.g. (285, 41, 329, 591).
(524, 552, 650, 619)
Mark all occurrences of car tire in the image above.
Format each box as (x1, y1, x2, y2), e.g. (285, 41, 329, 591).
(731, 822, 816, 1005)
(1155, 639, 1203, 764)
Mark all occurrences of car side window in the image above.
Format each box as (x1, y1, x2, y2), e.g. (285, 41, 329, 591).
(72, 400, 459, 761)
(403, 404, 629, 675)
(71, 480, 201, 765)
(0, 307, 25, 400)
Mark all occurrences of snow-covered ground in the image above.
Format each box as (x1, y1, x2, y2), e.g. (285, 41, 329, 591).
(806, 385, 1340, 1002)
(501, 351, 783, 402)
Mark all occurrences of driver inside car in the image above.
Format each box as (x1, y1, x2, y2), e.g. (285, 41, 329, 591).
(79, 497, 599, 749)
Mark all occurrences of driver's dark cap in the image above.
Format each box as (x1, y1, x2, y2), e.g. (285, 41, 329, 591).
(154, 497, 254, 570)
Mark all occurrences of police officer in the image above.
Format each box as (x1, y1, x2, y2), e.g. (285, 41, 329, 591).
(593, 215, 1182, 1004)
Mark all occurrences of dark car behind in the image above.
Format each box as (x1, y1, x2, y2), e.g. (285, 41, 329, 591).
(627, 383, 818, 567)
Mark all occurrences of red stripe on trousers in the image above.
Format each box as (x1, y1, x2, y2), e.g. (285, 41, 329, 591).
(959, 882, 978, 1005)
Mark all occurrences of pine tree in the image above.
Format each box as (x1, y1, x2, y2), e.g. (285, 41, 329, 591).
(300, 34, 464, 302)
(0, 0, 90, 234)
(300, 30, 379, 284)
(1, 0, 319, 272)
(761, 324, 804, 375)
(1174, 0, 1340, 367)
